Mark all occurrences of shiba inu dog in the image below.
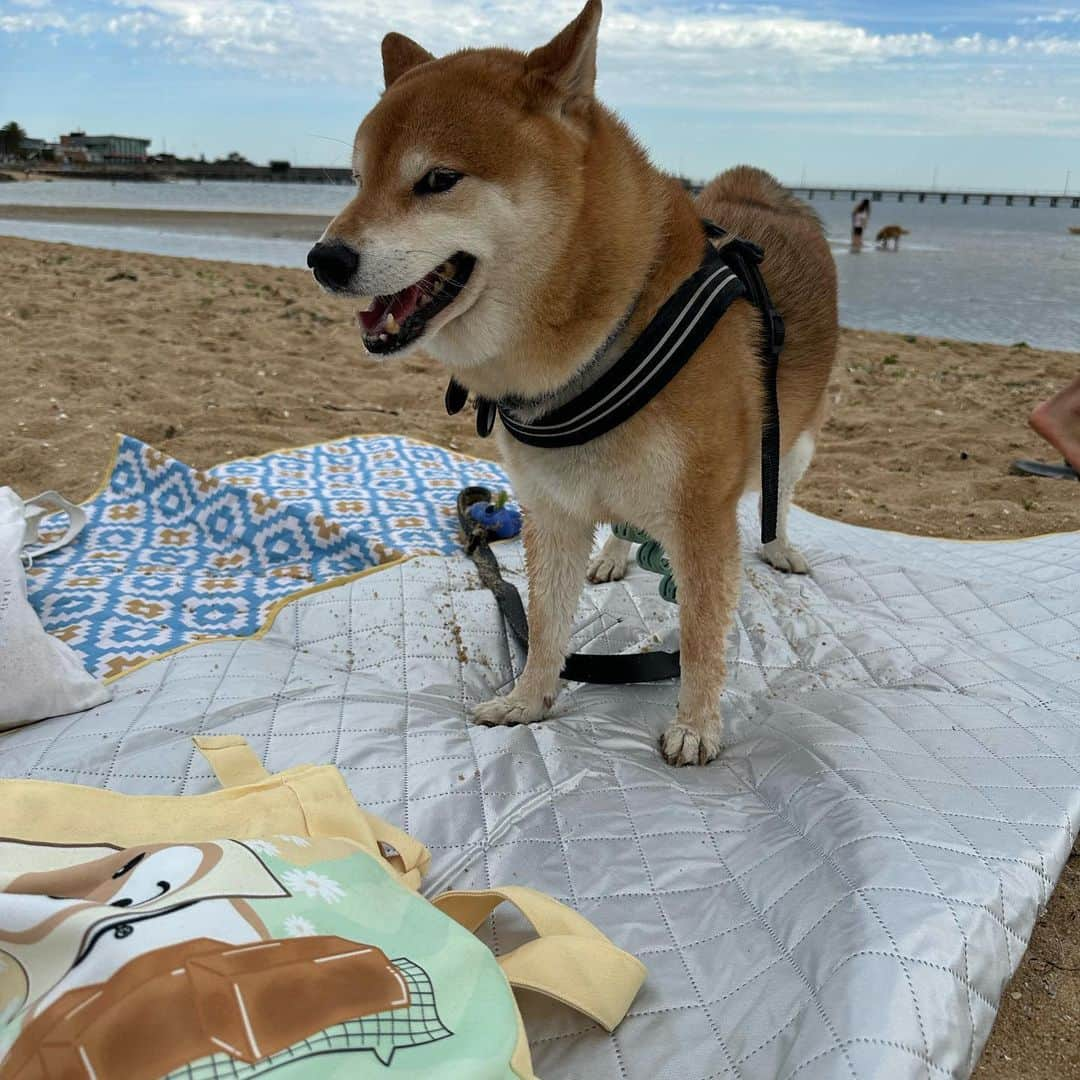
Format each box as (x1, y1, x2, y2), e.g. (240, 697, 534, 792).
(307, 0, 838, 765)
(876, 225, 910, 250)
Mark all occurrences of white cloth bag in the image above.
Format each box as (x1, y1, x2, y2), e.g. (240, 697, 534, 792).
(0, 487, 111, 729)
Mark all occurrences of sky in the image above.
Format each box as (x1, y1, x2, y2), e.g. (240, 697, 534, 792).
(1, 0, 1078, 190)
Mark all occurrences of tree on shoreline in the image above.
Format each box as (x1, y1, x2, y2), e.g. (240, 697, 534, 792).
(0, 121, 27, 158)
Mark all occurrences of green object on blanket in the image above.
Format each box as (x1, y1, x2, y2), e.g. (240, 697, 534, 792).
(612, 522, 677, 603)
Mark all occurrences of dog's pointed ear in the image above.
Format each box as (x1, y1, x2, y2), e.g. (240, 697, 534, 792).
(382, 32, 434, 88)
(524, 0, 602, 114)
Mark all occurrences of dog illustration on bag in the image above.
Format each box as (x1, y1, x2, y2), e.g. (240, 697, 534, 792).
(0, 839, 449, 1078)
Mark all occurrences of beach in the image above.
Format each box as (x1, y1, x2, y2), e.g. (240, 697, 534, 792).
(2, 231, 1079, 1077)
(3, 234, 1076, 537)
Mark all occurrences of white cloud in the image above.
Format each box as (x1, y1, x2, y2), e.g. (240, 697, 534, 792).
(2, 0, 1078, 140)
(6, 1, 1080, 73)
(1020, 8, 1080, 24)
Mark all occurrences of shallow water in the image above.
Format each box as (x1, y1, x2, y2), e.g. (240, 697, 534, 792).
(1, 179, 1077, 350)
(814, 199, 1079, 351)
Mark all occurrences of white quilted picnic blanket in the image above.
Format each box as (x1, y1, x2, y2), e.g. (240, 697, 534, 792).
(3, 503, 1079, 1079)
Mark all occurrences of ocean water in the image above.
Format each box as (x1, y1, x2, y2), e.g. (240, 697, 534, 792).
(813, 198, 1079, 352)
(1, 179, 1077, 351)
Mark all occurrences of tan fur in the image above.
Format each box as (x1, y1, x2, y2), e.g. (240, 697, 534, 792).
(876, 224, 910, 249)
(316, 0, 838, 764)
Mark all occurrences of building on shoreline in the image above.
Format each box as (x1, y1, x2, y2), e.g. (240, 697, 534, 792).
(58, 132, 151, 164)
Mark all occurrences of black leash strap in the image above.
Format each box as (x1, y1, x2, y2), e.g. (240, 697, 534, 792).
(458, 487, 681, 684)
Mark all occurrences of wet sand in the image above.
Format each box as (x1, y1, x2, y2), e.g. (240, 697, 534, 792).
(0, 204, 326, 239)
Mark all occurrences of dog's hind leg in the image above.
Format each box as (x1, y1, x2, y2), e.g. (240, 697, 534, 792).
(761, 430, 815, 574)
(587, 534, 631, 583)
(473, 511, 593, 727)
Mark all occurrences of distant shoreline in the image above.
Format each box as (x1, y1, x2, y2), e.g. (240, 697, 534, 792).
(0, 164, 354, 185)
(1, 169, 169, 184)
(0, 204, 327, 239)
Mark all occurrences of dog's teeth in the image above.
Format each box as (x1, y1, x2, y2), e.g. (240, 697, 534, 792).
(432, 279, 444, 294)
(385, 313, 399, 334)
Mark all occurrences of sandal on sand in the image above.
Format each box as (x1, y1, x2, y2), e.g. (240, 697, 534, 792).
(1010, 459, 1080, 481)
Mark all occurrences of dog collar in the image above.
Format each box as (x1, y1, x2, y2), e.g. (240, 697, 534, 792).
(446, 225, 747, 448)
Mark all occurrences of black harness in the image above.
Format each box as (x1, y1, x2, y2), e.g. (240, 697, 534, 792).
(450, 220, 786, 684)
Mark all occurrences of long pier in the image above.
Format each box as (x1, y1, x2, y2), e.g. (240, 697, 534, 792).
(685, 180, 1079, 209)
(790, 187, 1079, 209)
(4, 162, 354, 185)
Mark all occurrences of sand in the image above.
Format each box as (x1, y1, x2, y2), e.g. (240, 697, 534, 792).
(2, 236, 1076, 536)
(1, 233, 1079, 1074)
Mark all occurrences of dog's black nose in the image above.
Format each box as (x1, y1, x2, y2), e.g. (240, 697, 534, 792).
(307, 240, 359, 290)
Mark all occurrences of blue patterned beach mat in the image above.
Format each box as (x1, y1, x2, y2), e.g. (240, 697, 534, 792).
(26, 435, 509, 680)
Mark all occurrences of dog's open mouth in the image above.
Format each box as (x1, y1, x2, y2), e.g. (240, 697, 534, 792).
(358, 252, 476, 355)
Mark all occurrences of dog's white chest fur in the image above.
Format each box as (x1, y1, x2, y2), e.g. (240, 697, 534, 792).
(496, 425, 684, 535)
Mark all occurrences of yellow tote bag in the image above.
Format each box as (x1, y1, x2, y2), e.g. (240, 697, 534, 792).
(0, 736, 645, 1080)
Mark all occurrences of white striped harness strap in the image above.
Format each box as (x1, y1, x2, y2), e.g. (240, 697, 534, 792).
(445, 220, 786, 544)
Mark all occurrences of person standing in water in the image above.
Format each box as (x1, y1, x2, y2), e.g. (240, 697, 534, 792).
(851, 198, 871, 250)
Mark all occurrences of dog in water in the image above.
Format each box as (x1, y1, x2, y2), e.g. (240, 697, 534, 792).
(876, 225, 910, 250)
(307, 0, 838, 765)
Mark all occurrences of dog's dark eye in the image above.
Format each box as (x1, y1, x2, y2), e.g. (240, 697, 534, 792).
(415, 168, 463, 196)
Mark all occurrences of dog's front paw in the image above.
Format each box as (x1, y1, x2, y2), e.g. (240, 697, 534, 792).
(472, 691, 552, 728)
(587, 551, 628, 583)
(660, 720, 722, 766)
(762, 539, 810, 575)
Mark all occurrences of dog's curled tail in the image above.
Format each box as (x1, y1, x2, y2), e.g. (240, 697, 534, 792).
(700, 165, 823, 231)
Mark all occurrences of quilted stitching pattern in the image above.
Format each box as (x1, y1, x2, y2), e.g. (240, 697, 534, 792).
(4, 505, 1079, 1079)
